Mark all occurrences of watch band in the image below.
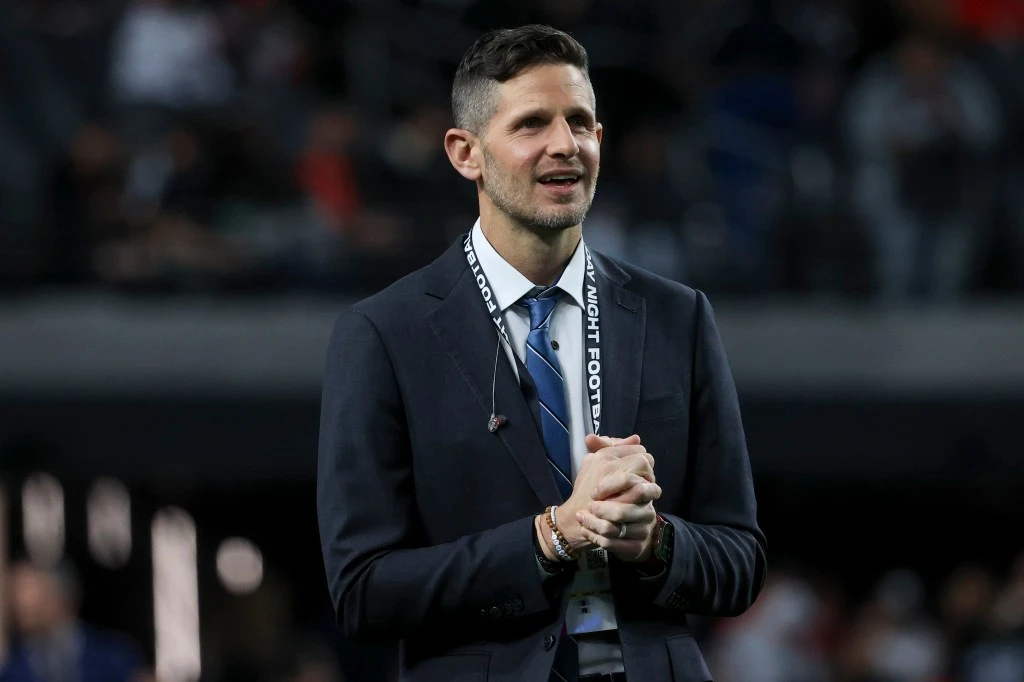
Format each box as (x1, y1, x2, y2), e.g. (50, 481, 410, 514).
(654, 516, 674, 564)
(634, 516, 673, 578)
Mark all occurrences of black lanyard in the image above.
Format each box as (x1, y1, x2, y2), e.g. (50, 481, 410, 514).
(463, 232, 604, 434)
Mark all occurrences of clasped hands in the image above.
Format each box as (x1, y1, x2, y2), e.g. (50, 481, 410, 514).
(536, 434, 661, 564)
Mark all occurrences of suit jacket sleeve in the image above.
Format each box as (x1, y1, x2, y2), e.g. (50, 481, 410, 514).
(647, 290, 767, 617)
(317, 309, 556, 640)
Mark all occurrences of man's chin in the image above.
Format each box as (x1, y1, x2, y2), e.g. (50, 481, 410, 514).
(491, 195, 590, 232)
(526, 209, 589, 232)
(534, 198, 590, 223)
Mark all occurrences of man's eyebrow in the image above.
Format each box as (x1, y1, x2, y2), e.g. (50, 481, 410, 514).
(507, 105, 595, 121)
(564, 106, 596, 120)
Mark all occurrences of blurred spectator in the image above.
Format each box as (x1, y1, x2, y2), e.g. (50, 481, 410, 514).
(222, 0, 312, 153)
(959, 638, 1024, 682)
(44, 122, 128, 284)
(839, 569, 947, 682)
(94, 124, 257, 289)
(293, 103, 404, 291)
(368, 103, 470, 237)
(602, 121, 687, 282)
(955, 553, 1024, 682)
(708, 572, 834, 682)
(698, 555, 1024, 682)
(298, 106, 363, 233)
(962, 0, 1024, 291)
(223, 0, 308, 93)
(344, 103, 475, 290)
(940, 564, 999, 666)
(0, 560, 146, 682)
(703, 0, 805, 292)
(160, 125, 218, 224)
(15, 0, 122, 122)
(109, 0, 235, 144)
(844, 31, 1002, 304)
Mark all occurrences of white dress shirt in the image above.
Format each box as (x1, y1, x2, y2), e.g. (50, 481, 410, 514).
(471, 220, 625, 676)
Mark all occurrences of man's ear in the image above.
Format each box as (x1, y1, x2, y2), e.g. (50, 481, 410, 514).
(595, 121, 603, 145)
(444, 128, 482, 181)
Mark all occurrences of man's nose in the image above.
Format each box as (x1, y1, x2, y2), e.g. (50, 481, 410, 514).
(546, 119, 580, 157)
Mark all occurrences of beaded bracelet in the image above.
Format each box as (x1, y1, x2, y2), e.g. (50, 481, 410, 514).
(544, 505, 577, 561)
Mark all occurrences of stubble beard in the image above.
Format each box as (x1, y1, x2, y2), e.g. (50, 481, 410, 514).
(481, 148, 598, 234)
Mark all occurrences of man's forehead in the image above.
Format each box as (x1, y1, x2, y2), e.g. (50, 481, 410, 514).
(496, 64, 595, 113)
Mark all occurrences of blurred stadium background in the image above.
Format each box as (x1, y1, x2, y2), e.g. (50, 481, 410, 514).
(0, 0, 1022, 680)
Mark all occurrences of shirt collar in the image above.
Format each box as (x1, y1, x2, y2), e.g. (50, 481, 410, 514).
(471, 219, 587, 312)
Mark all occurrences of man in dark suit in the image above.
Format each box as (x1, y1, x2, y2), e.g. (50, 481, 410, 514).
(317, 24, 767, 682)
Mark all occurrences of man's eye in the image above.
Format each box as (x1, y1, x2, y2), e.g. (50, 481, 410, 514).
(521, 118, 541, 129)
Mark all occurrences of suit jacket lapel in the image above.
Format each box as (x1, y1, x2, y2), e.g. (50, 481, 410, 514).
(593, 257, 645, 439)
(426, 239, 561, 506)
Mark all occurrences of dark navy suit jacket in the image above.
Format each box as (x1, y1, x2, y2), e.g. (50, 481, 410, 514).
(317, 236, 767, 681)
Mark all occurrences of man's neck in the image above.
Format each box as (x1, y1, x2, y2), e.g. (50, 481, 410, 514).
(479, 217, 581, 287)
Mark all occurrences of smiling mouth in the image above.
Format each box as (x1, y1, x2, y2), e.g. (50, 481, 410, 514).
(537, 175, 581, 188)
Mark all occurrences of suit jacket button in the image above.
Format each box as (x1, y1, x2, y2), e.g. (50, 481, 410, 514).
(543, 634, 557, 651)
(502, 601, 513, 616)
(489, 606, 502, 618)
(512, 598, 524, 612)
(480, 609, 488, 619)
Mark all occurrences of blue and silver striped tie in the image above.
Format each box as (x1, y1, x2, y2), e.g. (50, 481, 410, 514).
(520, 287, 573, 500)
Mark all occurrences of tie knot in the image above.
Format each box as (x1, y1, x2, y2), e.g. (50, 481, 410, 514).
(519, 287, 563, 330)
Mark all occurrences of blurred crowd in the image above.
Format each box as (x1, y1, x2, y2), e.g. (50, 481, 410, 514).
(0, 558, 349, 682)
(0, 0, 1022, 302)
(705, 555, 1024, 682)
(2, 554, 1021, 682)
